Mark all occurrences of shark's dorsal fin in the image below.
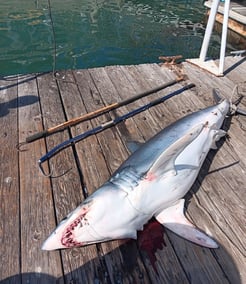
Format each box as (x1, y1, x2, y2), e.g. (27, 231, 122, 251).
(147, 123, 204, 177)
(155, 199, 218, 248)
(212, 88, 223, 104)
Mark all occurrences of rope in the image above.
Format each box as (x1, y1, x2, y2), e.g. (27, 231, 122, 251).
(46, 0, 78, 84)
(47, 0, 57, 75)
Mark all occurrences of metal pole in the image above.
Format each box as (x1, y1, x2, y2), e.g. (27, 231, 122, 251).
(199, 0, 220, 62)
(219, 0, 230, 75)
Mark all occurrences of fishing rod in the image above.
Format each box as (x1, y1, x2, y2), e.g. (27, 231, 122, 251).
(25, 77, 183, 143)
(38, 83, 195, 175)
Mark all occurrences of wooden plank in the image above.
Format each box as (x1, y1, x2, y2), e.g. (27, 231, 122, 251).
(190, 142, 246, 283)
(182, 60, 235, 99)
(18, 74, 64, 283)
(88, 66, 142, 171)
(187, 183, 246, 283)
(200, 149, 246, 240)
(37, 72, 104, 284)
(215, 13, 246, 37)
(184, 147, 246, 283)
(123, 63, 180, 125)
(0, 77, 20, 283)
(72, 69, 123, 191)
(120, 64, 178, 137)
(224, 56, 246, 82)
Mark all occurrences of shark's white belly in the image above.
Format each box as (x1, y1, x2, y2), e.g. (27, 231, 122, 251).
(126, 167, 198, 216)
(126, 127, 216, 216)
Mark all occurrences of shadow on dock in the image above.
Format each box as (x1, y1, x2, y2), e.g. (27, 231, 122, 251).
(0, 240, 241, 284)
(0, 95, 39, 117)
(224, 57, 246, 76)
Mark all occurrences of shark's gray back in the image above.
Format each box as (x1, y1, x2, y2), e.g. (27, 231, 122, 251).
(115, 104, 218, 176)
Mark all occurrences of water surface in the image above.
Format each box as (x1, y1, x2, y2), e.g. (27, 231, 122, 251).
(0, 0, 233, 75)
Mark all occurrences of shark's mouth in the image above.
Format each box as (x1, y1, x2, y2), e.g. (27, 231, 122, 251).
(60, 199, 97, 248)
(61, 212, 88, 248)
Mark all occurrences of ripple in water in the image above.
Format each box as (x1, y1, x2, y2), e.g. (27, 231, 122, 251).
(0, 0, 236, 76)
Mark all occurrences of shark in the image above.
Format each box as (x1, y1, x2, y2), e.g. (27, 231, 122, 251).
(42, 99, 230, 250)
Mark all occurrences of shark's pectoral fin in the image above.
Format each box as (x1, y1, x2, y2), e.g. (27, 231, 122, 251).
(148, 124, 204, 177)
(155, 199, 219, 248)
(211, 129, 227, 150)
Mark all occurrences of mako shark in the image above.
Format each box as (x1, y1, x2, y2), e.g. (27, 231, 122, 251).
(42, 99, 230, 250)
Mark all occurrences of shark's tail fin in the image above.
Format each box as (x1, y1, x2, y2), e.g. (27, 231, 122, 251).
(212, 88, 246, 116)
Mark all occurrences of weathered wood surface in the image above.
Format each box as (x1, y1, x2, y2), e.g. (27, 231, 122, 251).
(0, 56, 245, 284)
(0, 76, 20, 283)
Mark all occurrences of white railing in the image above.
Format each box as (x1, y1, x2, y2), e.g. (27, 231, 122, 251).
(188, 0, 230, 76)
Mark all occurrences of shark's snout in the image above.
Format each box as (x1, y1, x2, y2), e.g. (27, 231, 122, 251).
(42, 232, 66, 251)
(42, 201, 95, 250)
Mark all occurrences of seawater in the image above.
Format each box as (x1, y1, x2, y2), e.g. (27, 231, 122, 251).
(0, 0, 235, 76)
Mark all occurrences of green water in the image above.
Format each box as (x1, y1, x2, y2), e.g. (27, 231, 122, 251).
(0, 0, 232, 76)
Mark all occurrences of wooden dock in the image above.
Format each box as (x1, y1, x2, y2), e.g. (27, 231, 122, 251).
(0, 56, 246, 283)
